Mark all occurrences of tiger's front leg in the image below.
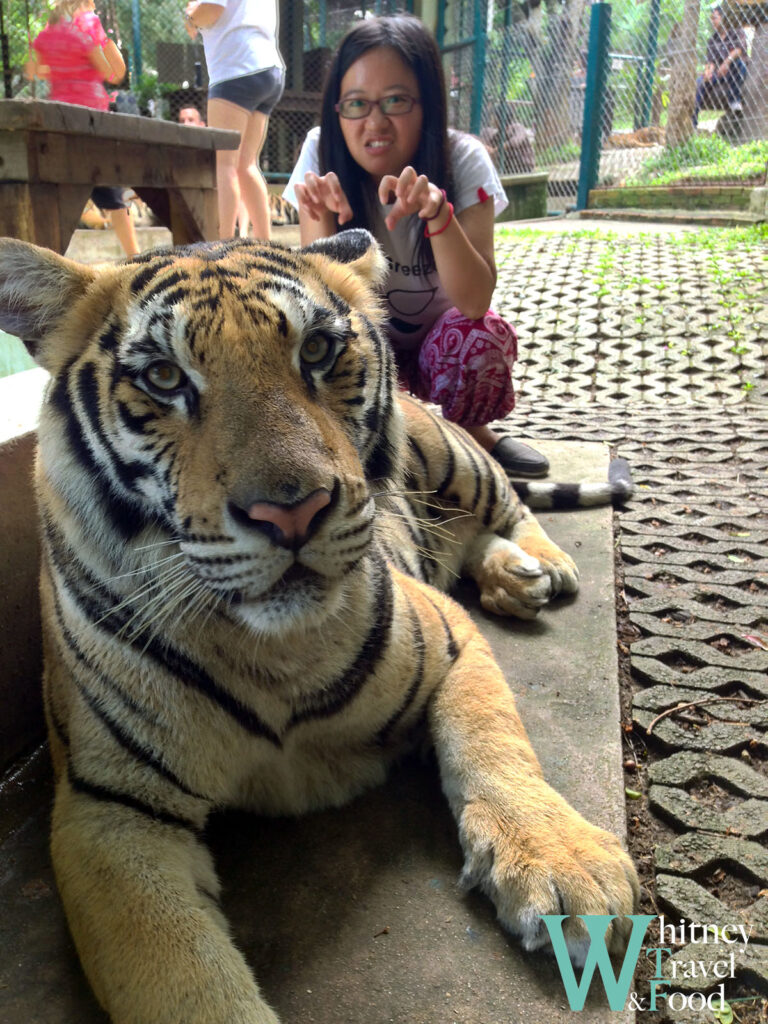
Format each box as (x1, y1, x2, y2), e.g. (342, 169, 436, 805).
(427, 605, 639, 964)
(51, 777, 279, 1024)
(399, 395, 578, 617)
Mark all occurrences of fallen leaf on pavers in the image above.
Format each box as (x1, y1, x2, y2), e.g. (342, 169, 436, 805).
(742, 633, 768, 651)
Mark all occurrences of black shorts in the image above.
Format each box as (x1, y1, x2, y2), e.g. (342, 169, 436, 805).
(208, 66, 285, 115)
(90, 186, 129, 211)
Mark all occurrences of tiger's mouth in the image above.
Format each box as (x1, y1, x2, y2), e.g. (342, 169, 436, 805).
(275, 563, 320, 588)
(228, 561, 326, 606)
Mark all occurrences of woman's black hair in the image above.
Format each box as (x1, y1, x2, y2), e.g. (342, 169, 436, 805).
(318, 14, 453, 265)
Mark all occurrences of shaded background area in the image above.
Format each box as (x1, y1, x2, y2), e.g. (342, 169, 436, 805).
(2, 0, 768, 213)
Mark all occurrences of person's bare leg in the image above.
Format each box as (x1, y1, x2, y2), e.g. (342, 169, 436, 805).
(237, 201, 250, 237)
(465, 424, 500, 451)
(207, 98, 249, 240)
(235, 110, 271, 240)
(109, 207, 139, 256)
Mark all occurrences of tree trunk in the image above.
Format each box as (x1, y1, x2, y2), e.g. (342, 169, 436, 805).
(530, 0, 590, 153)
(666, 0, 701, 148)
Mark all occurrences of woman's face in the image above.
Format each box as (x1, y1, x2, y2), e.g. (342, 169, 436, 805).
(338, 46, 424, 182)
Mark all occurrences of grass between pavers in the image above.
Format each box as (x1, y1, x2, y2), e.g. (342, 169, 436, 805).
(494, 223, 768, 401)
(496, 222, 768, 247)
(3, 226, 766, 402)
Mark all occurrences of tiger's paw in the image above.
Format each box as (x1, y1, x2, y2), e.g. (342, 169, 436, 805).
(470, 538, 552, 619)
(458, 787, 639, 966)
(466, 535, 579, 619)
(526, 541, 580, 598)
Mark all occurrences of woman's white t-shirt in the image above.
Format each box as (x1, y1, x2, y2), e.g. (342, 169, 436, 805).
(201, 0, 283, 86)
(284, 128, 508, 349)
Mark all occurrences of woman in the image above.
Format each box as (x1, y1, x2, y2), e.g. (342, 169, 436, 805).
(284, 15, 547, 477)
(28, 0, 139, 257)
(184, 0, 285, 240)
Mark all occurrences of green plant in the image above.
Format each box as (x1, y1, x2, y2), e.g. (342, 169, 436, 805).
(134, 71, 159, 112)
(535, 140, 582, 166)
(629, 134, 768, 186)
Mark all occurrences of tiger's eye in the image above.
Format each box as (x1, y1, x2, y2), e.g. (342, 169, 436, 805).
(145, 361, 184, 391)
(300, 334, 331, 365)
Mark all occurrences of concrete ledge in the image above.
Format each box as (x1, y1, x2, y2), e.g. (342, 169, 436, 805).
(588, 184, 756, 212)
(0, 438, 631, 1023)
(581, 206, 764, 227)
(64, 226, 173, 264)
(498, 171, 549, 221)
(0, 369, 47, 770)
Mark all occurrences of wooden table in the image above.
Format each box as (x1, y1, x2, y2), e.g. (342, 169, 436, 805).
(0, 99, 240, 252)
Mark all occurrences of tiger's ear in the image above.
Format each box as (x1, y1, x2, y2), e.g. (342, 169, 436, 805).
(302, 228, 388, 290)
(0, 238, 96, 364)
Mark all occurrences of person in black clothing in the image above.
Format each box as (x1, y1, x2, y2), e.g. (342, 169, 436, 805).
(694, 5, 747, 123)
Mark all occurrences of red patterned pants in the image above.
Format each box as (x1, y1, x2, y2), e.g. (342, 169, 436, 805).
(394, 307, 518, 427)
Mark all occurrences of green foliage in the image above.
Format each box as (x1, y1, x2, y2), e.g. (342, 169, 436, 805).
(610, 0, 715, 68)
(535, 140, 582, 165)
(495, 223, 768, 252)
(505, 60, 534, 106)
(134, 71, 159, 110)
(7, 1, 48, 82)
(629, 134, 768, 185)
(0, 331, 36, 379)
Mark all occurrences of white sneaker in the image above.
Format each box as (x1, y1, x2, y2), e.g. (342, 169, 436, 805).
(730, 101, 743, 112)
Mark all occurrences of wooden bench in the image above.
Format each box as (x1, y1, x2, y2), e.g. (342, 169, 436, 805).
(0, 99, 240, 252)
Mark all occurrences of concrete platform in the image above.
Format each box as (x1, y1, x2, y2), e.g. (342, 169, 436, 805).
(0, 440, 632, 1024)
(62, 223, 301, 265)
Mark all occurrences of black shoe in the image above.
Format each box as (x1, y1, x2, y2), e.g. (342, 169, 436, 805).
(489, 437, 549, 477)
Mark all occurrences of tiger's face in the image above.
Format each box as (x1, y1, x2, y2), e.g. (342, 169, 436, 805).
(0, 232, 405, 635)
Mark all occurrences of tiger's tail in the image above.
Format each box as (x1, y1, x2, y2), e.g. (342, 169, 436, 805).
(509, 457, 634, 509)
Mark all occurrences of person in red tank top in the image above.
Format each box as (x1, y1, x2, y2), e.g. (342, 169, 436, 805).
(28, 0, 140, 256)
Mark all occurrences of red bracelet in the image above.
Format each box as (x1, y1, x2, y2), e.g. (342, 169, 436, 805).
(425, 188, 447, 221)
(424, 201, 454, 238)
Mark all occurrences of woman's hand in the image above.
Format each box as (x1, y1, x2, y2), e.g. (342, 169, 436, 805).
(378, 167, 445, 231)
(295, 171, 354, 226)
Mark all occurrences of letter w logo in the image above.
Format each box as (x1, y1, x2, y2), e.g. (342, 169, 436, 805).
(541, 915, 654, 1011)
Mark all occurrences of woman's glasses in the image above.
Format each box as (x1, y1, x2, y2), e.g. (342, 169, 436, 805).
(335, 94, 420, 119)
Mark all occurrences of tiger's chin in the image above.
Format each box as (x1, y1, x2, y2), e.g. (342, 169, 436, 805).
(229, 564, 347, 637)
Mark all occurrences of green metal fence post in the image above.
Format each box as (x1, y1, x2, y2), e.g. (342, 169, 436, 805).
(0, 0, 11, 100)
(576, 2, 612, 211)
(131, 0, 143, 81)
(470, 0, 487, 135)
(635, 0, 661, 128)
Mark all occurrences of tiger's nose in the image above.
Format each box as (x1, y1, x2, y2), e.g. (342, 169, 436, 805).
(230, 488, 332, 549)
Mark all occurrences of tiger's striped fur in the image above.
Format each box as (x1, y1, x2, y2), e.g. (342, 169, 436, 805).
(0, 231, 637, 1024)
(269, 192, 300, 226)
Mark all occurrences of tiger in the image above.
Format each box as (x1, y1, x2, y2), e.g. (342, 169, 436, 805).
(0, 230, 638, 1024)
(268, 191, 300, 227)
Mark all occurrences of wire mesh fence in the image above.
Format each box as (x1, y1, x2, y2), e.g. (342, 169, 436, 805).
(442, 0, 768, 212)
(1, 0, 767, 207)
